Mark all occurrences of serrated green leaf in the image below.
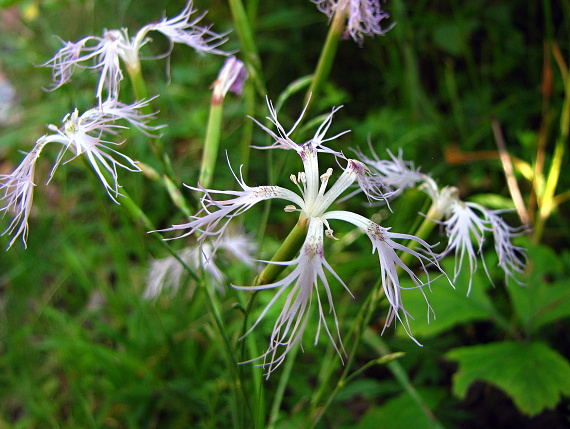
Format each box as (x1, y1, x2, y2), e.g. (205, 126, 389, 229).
(397, 260, 495, 338)
(342, 387, 446, 429)
(508, 244, 570, 333)
(446, 341, 570, 416)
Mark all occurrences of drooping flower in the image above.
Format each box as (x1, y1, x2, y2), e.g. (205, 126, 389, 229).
(159, 99, 443, 375)
(1, 100, 159, 248)
(312, 0, 394, 44)
(43, 1, 228, 102)
(358, 146, 528, 292)
(421, 179, 527, 293)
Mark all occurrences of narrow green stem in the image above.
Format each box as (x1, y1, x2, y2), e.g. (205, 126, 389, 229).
(228, 0, 266, 95)
(267, 342, 300, 429)
(237, 290, 265, 428)
(533, 71, 570, 243)
(199, 99, 224, 188)
(239, 80, 255, 180)
(303, 9, 346, 112)
(125, 64, 179, 184)
(400, 204, 440, 268)
(254, 214, 309, 286)
(117, 187, 257, 424)
(362, 329, 444, 429)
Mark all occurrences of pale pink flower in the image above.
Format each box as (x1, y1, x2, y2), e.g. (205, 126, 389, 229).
(212, 56, 248, 103)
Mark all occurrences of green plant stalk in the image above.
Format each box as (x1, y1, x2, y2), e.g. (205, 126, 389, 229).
(304, 275, 387, 428)
(82, 166, 255, 423)
(254, 214, 309, 286)
(303, 8, 346, 111)
(238, 291, 266, 429)
(267, 342, 301, 429)
(199, 98, 224, 188)
(239, 81, 255, 181)
(362, 328, 444, 429)
(533, 72, 570, 243)
(125, 63, 179, 184)
(228, 0, 266, 95)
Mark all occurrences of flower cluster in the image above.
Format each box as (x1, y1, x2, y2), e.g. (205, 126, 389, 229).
(160, 99, 444, 375)
(2, 2, 229, 249)
(43, 1, 228, 103)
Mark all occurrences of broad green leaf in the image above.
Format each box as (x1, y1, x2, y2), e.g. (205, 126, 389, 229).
(397, 260, 496, 338)
(446, 341, 570, 416)
(508, 244, 570, 333)
(341, 387, 446, 429)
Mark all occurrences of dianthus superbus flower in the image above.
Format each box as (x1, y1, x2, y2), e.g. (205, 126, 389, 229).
(357, 146, 528, 292)
(1, 100, 160, 248)
(159, 99, 443, 375)
(421, 179, 527, 293)
(312, 0, 394, 44)
(43, 1, 228, 102)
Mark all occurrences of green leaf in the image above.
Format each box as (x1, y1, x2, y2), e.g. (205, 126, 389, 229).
(342, 387, 446, 429)
(446, 341, 570, 416)
(397, 260, 496, 338)
(508, 244, 570, 333)
(432, 19, 479, 56)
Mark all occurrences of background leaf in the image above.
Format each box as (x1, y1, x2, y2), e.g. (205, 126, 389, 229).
(398, 260, 496, 338)
(508, 244, 570, 333)
(446, 341, 570, 416)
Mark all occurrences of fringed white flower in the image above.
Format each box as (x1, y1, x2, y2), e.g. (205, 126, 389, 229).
(360, 147, 528, 291)
(312, 0, 394, 44)
(43, 1, 228, 102)
(1, 100, 159, 248)
(159, 98, 443, 376)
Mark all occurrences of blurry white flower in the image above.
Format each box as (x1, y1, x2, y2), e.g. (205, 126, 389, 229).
(0, 72, 18, 125)
(144, 232, 256, 300)
(159, 99, 443, 375)
(312, 0, 394, 44)
(1, 100, 158, 248)
(43, 1, 228, 102)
